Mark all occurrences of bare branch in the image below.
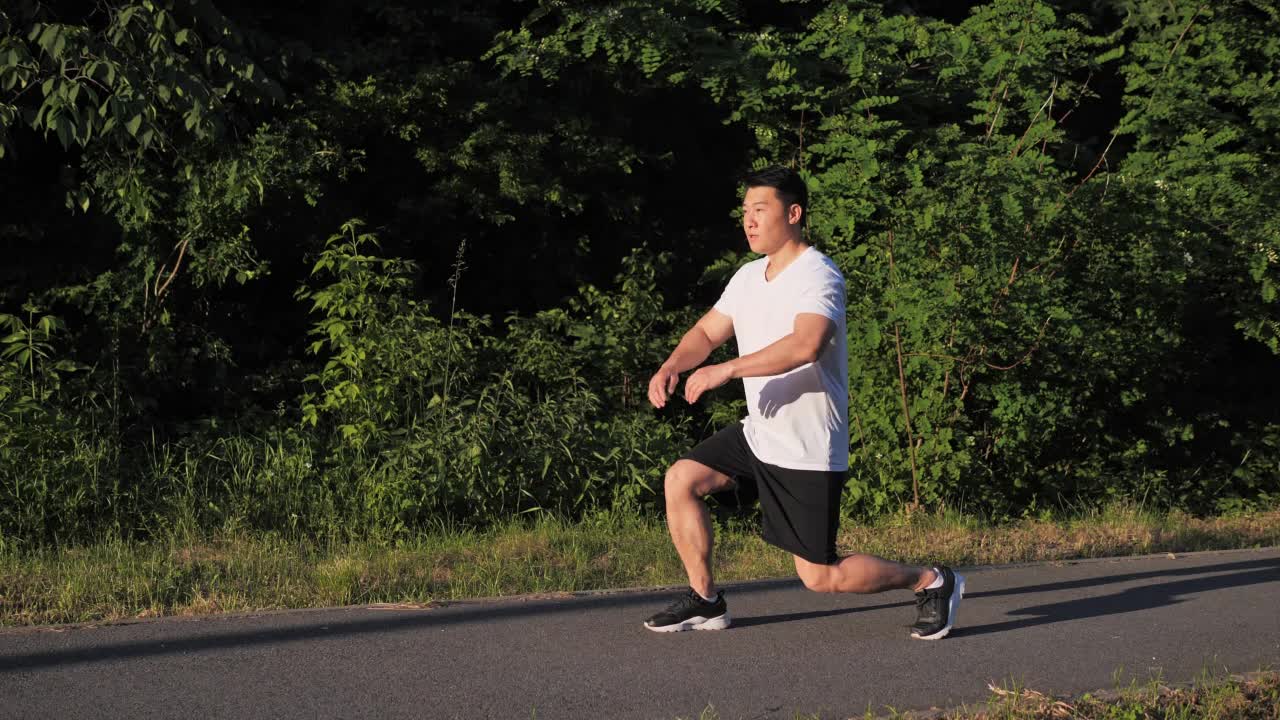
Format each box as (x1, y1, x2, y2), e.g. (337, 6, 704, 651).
(894, 322, 922, 510)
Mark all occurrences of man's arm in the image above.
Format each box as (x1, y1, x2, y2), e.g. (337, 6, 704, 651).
(683, 313, 835, 404)
(648, 309, 734, 409)
(664, 309, 735, 373)
(726, 313, 833, 379)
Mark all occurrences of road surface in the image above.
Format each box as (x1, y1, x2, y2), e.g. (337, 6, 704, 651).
(3, 547, 1278, 719)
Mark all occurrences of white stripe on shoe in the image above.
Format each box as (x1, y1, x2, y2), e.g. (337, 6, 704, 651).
(644, 612, 732, 633)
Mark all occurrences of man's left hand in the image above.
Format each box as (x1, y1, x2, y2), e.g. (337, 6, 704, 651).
(683, 363, 735, 404)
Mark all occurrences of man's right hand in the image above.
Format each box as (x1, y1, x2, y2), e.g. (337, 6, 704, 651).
(649, 309, 733, 409)
(648, 365, 681, 409)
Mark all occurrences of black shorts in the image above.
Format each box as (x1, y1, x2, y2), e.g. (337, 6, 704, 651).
(681, 423, 846, 565)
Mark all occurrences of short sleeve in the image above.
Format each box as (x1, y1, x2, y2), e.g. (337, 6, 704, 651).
(795, 267, 845, 322)
(713, 267, 745, 319)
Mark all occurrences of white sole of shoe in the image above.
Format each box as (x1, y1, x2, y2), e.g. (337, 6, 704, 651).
(911, 574, 965, 641)
(644, 612, 732, 633)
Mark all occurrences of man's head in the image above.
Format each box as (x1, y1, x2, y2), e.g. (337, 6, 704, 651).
(741, 165, 807, 255)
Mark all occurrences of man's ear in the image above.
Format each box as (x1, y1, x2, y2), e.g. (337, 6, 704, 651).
(788, 204, 804, 225)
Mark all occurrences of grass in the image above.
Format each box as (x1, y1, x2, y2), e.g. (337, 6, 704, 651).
(1, 502, 1278, 627)
(924, 668, 1280, 720)
(677, 670, 1280, 719)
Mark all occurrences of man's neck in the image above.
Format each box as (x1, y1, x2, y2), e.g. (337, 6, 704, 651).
(764, 238, 810, 280)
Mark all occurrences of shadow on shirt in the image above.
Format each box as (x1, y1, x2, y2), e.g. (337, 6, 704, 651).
(756, 369, 825, 419)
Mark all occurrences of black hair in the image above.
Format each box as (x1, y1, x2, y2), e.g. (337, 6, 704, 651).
(742, 165, 808, 220)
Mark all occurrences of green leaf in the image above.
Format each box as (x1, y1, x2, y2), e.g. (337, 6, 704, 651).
(125, 114, 142, 136)
(852, 95, 899, 112)
(1094, 46, 1125, 64)
(34, 25, 57, 56)
(54, 118, 72, 148)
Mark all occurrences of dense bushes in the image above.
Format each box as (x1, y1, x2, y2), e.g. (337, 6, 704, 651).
(1, 0, 1277, 547)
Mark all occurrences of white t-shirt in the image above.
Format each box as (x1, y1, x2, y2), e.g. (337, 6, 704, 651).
(714, 246, 849, 472)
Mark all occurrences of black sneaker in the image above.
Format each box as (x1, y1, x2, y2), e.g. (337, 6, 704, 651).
(910, 566, 965, 640)
(643, 588, 731, 632)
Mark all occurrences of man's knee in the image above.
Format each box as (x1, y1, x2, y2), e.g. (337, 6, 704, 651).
(663, 463, 701, 510)
(796, 560, 835, 593)
(664, 460, 728, 501)
(664, 463, 689, 495)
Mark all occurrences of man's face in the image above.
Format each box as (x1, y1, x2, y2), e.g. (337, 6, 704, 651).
(742, 185, 800, 255)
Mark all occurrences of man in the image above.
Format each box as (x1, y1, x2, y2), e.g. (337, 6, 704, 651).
(642, 165, 964, 640)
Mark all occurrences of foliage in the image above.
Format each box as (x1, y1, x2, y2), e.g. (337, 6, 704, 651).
(491, 0, 1280, 518)
(290, 221, 691, 536)
(1, 0, 1278, 546)
(0, 0, 279, 193)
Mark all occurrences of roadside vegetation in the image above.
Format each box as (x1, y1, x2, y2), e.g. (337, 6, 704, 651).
(1, 1, 1277, 633)
(959, 671, 1280, 720)
(3, 503, 1276, 627)
(683, 670, 1280, 719)
(3, 1, 1279, 554)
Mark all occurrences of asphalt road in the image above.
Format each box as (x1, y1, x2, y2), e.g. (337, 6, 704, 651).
(3, 547, 1279, 719)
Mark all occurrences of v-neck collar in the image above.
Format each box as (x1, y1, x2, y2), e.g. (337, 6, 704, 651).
(762, 245, 813, 284)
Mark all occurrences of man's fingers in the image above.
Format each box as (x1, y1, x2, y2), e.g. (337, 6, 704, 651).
(649, 370, 688, 409)
(684, 375, 700, 404)
(650, 371, 676, 409)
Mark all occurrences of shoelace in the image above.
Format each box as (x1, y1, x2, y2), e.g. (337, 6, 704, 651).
(909, 589, 939, 629)
(676, 589, 712, 610)
(915, 586, 942, 607)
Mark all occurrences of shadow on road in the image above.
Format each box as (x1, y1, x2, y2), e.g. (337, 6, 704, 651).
(4, 555, 1277, 671)
(732, 600, 911, 629)
(731, 557, 1280, 634)
(955, 558, 1280, 639)
(965, 556, 1280, 600)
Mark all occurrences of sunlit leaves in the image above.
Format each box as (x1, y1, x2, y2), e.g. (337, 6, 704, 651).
(0, 0, 283, 161)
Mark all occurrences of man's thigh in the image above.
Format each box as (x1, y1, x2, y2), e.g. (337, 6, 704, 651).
(678, 424, 757, 496)
(755, 464, 845, 565)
